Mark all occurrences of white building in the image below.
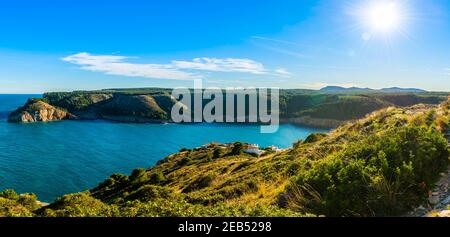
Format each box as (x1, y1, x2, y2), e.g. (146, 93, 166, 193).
(244, 149, 265, 156)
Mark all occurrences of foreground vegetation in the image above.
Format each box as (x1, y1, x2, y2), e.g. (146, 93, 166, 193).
(1, 98, 449, 217)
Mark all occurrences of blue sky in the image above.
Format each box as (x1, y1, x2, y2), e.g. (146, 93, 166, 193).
(0, 0, 449, 93)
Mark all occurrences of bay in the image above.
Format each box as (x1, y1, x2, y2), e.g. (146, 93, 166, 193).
(0, 94, 327, 202)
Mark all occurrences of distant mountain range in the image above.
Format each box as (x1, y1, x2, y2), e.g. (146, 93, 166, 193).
(320, 86, 427, 93)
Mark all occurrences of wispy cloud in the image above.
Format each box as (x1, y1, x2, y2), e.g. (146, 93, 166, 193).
(274, 68, 292, 77)
(253, 43, 309, 59)
(252, 36, 305, 47)
(62, 53, 197, 80)
(172, 58, 267, 74)
(62, 53, 290, 80)
(251, 36, 351, 57)
(296, 64, 359, 71)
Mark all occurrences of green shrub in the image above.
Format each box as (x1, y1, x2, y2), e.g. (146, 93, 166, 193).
(425, 110, 437, 126)
(232, 161, 254, 172)
(130, 168, 148, 183)
(213, 148, 223, 159)
(219, 182, 258, 200)
(183, 174, 216, 193)
(91, 174, 130, 201)
(304, 133, 327, 143)
(0, 197, 34, 217)
(177, 157, 192, 166)
(124, 185, 174, 202)
(230, 142, 244, 155)
(118, 199, 305, 217)
(186, 193, 225, 205)
(0, 189, 19, 200)
(286, 162, 303, 176)
(0, 190, 40, 217)
(284, 125, 449, 216)
(39, 193, 118, 217)
(18, 193, 39, 210)
(149, 171, 166, 184)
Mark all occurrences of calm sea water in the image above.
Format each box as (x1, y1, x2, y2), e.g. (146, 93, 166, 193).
(0, 94, 326, 202)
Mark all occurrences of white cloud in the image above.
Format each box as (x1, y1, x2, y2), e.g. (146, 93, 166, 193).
(63, 53, 129, 65)
(172, 57, 267, 74)
(274, 68, 292, 77)
(62, 53, 197, 80)
(62, 53, 291, 80)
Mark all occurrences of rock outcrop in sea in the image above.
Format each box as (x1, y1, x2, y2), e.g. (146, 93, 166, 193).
(8, 99, 73, 123)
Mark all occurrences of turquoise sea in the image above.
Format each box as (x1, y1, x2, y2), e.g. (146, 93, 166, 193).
(0, 94, 326, 202)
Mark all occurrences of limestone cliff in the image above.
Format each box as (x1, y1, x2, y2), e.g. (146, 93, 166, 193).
(8, 99, 73, 123)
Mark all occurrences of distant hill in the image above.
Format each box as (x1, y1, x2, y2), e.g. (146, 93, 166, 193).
(380, 87, 427, 93)
(320, 86, 374, 92)
(320, 86, 427, 93)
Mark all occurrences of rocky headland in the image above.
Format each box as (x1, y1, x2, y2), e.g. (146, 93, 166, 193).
(8, 99, 74, 123)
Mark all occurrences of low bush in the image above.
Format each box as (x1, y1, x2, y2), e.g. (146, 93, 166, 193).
(39, 193, 118, 217)
(124, 185, 174, 202)
(303, 133, 328, 143)
(230, 142, 244, 156)
(183, 174, 216, 193)
(283, 125, 449, 216)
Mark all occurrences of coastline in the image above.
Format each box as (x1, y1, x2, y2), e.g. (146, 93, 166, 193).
(7, 90, 448, 129)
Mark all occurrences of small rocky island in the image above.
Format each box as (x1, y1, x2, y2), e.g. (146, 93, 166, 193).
(8, 99, 73, 123)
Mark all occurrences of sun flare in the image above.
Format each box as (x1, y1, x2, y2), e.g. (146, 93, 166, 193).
(365, 1, 403, 34)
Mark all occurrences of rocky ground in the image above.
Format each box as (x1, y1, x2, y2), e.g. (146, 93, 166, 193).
(408, 131, 450, 217)
(7, 99, 73, 123)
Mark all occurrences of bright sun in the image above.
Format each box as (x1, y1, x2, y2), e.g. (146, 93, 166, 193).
(366, 1, 402, 33)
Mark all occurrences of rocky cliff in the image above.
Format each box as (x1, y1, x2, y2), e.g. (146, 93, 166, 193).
(8, 99, 73, 123)
(8, 93, 178, 123)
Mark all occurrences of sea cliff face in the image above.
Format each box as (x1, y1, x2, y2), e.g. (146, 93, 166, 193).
(8, 99, 72, 123)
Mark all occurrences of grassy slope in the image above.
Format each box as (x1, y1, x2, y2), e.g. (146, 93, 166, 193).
(283, 102, 449, 216)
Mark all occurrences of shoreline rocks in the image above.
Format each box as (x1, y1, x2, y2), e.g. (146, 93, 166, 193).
(7, 99, 73, 123)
